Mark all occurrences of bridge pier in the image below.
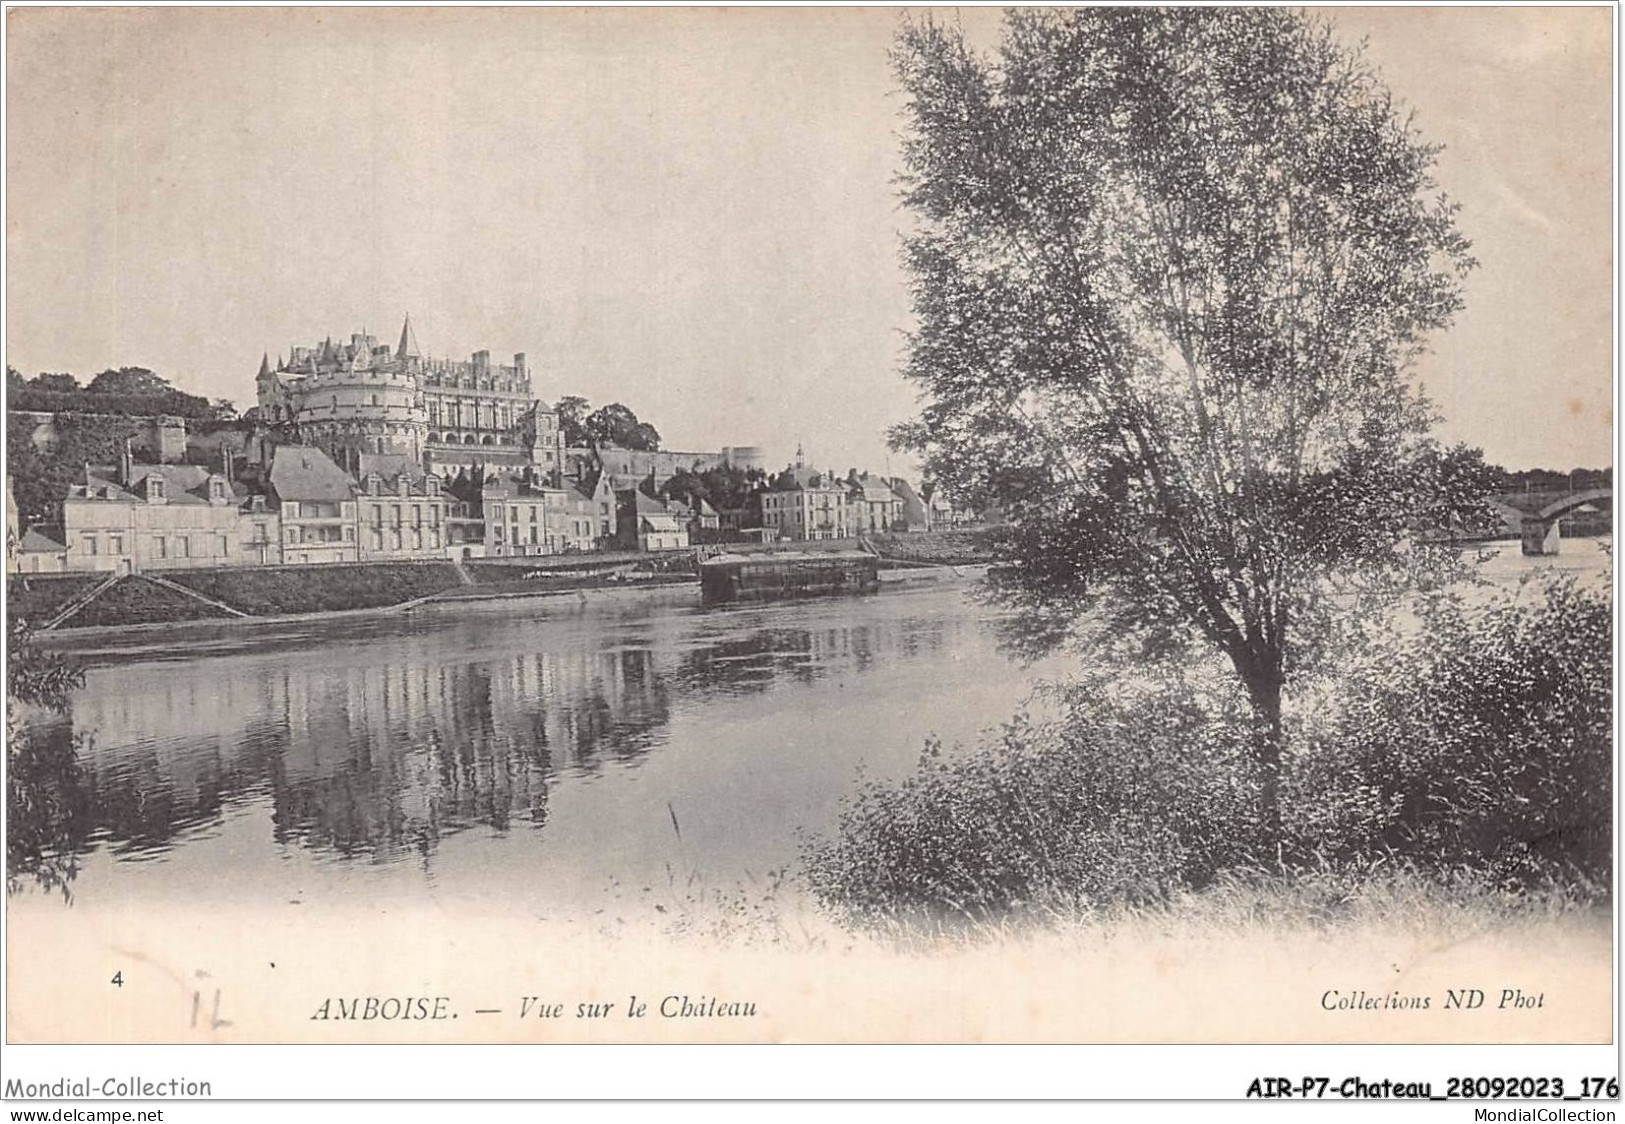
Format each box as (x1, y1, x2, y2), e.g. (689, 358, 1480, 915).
(1521, 518, 1561, 556)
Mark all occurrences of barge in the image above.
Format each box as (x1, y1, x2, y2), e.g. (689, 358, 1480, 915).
(699, 550, 880, 604)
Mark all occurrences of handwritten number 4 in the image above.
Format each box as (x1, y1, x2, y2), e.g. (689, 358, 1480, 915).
(110, 971, 123, 987)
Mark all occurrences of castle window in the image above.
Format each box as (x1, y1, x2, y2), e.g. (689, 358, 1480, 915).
(109, 534, 123, 555)
(218, 535, 230, 556)
(81, 534, 98, 556)
(155, 536, 167, 558)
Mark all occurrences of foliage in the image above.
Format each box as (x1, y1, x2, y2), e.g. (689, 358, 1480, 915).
(887, 8, 1481, 838)
(6, 411, 147, 527)
(6, 619, 89, 896)
(661, 464, 766, 513)
(555, 396, 592, 447)
(804, 673, 1264, 929)
(6, 616, 84, 710)
(86, 366, 169, 396)
(585, 402, 662, 452)
(805, 574, 1611, 931)
(10, 366, 216, 419)
(1297, 575, 1612, 886)
(869, 529, 999, 566)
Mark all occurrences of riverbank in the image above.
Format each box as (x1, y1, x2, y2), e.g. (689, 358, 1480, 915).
(13, 528, 1000, 634)
(26, 562, 988, 644)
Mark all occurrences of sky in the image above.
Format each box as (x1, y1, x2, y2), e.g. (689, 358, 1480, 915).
(5, 6, 1614, 473)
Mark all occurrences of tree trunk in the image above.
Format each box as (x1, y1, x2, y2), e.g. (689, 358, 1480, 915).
(1237, 654, 1285, 860)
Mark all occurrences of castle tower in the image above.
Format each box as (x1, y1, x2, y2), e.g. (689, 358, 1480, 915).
(397, 315, 422, 361)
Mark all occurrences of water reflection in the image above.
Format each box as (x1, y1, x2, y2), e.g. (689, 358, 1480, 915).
(16, 589, 959, 877)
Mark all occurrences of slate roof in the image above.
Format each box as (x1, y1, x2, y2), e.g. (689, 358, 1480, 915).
(18, 525, 66, 553)
(628, 490, 669, 515)
(357, 452, 422, 480)
(73, 465, 250, 507)
(269, 446, 355, 502)
(858, 479, 899, 503)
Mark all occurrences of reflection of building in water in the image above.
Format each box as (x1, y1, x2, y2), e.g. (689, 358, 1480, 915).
(56, 635, 676, 861)
(47, 603, 959, 866)
(675, 617, 951, 696)
(69, 669, 282, 849)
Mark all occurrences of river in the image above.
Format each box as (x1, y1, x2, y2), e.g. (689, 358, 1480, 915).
(7, 539, 1610, 922)
(10, 578, 1073, 920)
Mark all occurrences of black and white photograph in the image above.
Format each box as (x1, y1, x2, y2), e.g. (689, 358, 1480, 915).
(1, 1, 1614, 1088)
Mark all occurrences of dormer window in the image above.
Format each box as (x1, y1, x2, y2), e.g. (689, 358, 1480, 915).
(209, 477, 228, 501)
(146, 474, 166, 501)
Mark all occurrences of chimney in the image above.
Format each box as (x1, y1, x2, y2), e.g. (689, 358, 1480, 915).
(222, 447, 235, 482)
(120, 439, 134, 486)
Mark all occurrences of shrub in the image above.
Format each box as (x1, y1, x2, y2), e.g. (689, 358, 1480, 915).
(802, 673, 1266, 931)
(1294, 575, 1611, 886)
(804, 573, 1612, 932)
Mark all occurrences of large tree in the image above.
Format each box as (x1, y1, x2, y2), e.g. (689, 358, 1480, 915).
(585, 402, 662, 451)
(555, 395, 592, 447)
(890, 8, 1482, 844)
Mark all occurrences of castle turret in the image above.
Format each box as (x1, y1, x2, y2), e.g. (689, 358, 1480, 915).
(397, 315, 421, 360)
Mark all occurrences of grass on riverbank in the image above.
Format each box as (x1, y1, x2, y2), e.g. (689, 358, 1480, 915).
(161, 562, 463, 615)
(8, 575, 109, 625)
(63, 576, 231, 627)
(802, 572, 1611, 940)
(869, 528, 1000, 565)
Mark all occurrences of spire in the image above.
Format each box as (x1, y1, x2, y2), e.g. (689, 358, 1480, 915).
(258, 352, 271, 378)
(397, 314, 421, 360)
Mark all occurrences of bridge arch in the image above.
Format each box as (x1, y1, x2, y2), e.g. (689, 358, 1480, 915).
(1520, 488, 1612, 556)
(1537, 488, 1612, 521)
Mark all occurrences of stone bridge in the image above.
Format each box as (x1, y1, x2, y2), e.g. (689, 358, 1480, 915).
(1512, 488, 1612, 555)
